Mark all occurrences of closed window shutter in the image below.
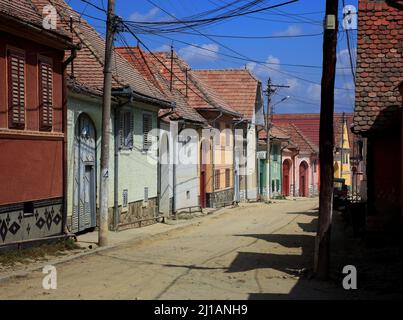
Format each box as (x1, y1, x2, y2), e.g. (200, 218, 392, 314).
(8, 52, 25, 128)
(39, 61, 53, 129)
(225, 169, 230, 188)
(143, 113, 152, 150)
(215, 170, 220, 190)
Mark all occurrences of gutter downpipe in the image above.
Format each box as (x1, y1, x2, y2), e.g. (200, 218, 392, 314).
(210, 110, 223, 208)
(113, 97, 132, 231)
(233, 118, 245, 204)
(61, 46, 78, 234)
(172, 120, 185, 216)
(293, 149, 300, 197)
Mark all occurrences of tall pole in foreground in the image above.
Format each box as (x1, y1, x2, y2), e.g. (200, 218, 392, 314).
(315, 0, 339, 279)
(99, 0, 115, 246)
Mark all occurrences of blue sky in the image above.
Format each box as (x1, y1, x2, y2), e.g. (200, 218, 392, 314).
(67, 0, 358, 114)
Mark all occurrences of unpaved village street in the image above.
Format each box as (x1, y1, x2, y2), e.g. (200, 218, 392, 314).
(0, 199, 355, 299)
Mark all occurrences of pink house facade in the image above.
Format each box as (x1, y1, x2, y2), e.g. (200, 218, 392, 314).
(279, 124, 319, 198)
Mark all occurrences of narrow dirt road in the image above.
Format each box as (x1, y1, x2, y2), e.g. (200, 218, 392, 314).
(0, 199, 354, 299)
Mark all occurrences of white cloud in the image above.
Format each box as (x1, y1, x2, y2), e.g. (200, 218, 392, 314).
(153, 44, 171, 52)
(307, 84, 321, 100)
(337, 48, 357, 76)
(272, 25, 303, 37)
(129, 7, 160, 22)
(178, 43, 219, 62)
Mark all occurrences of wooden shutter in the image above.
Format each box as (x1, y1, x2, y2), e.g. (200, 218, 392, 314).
(119, 110, 134, 149)
(8, 51, 25, 128)
(225, 169, 230, 188)
(39, 61, 53, 130)
(124, 111, 134, 148)
(215, 169, 220, 190)
(119, 111, 125, 148)
(143, 113, 152, 150)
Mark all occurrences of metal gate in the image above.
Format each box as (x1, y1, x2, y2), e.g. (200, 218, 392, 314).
(73, 113, 97, 232)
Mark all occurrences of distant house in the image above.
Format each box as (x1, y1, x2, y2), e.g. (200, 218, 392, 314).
(257, 125, 290, 198)
(193, 69, 265, 202)
(272, 113, 360, 192)
(33, 0, 173, 233)
(0, 0, 74, 245)
(150, 52, 243, 208)
(275, 124, 319, 197)
(352, 0, 402, 233)
(116, 46, 207, 215)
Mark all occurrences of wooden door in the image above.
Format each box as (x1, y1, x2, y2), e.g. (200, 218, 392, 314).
(282, 160, 290, 196)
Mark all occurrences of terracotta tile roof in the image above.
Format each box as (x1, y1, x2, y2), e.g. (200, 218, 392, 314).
(353, 0, 403, 133)
(276, 123, 318, 155)
(0, 0, 43, 26)
(193, 69, 261, 120)
(0, 0, 70, 40)
(115, 47, 206, 124)
(31, 0, 168, 104)
(258, 124, 290, 140)
(143, 51, 242, 118)
(272, 113, 355, 149)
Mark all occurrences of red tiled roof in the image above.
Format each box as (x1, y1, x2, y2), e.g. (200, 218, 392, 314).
(276, 123, 318, 155)
(144, 51, 242, 118)
(0, 0, 70, 40)
(272, 113, 355, 149)
(193, 69, 261, 120)
(258, 124, 289, 140)
(116, 46, 206, 124)
(31, 0, 168, 103)
(353, 0, 403, 133)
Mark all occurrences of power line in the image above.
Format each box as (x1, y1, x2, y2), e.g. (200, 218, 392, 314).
(138, 0, 353, 91)
(118, 29, 232, 115)
(142, 30, 324, 40)
(342, 0, 356, 82)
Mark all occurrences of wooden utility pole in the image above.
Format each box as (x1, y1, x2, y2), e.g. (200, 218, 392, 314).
(265, 78, 289, 201)
(99, 0, 115, 247)
(314, 0, 339, 279)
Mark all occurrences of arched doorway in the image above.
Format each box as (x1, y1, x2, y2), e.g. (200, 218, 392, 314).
(199, 140, 208, 208)
(73, 113, 97, 233)
(159, 133, 170, 216)
(299, 161, 309, 197)
(282, 159, 291, 196)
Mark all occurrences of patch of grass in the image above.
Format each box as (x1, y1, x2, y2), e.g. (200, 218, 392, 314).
(0, 237, 82, 267)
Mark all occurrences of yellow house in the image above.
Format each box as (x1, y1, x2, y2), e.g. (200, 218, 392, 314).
(334, 114, 352, 187)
